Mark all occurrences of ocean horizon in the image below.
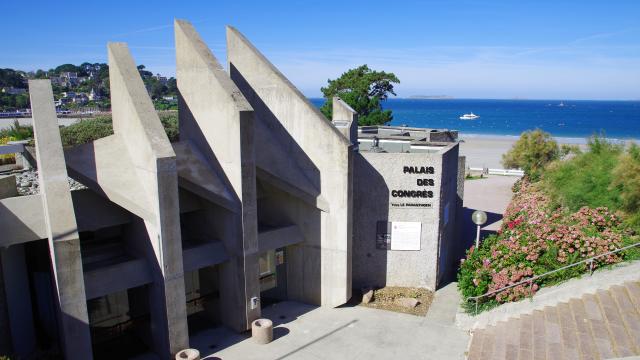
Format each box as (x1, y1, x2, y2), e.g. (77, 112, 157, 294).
(309, 98, 640, 142)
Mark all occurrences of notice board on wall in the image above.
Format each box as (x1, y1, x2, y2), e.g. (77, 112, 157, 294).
(389, 221, 422, 251)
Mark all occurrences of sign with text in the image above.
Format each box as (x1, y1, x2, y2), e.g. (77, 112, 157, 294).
(390, 165, 437, 209)
(390, 221, 422, 251)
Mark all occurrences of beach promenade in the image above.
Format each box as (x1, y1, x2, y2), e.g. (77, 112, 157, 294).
(0, 117, 79, 129)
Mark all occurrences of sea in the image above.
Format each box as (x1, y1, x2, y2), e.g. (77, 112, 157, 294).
(309, 98, 640, 142)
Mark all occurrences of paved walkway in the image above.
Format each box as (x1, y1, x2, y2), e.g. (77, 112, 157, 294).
(192, 287, 469, 360)
(463, 175, 518, 232)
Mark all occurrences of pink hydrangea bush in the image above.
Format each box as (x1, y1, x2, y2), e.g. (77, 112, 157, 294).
(458, 178, 638, 310)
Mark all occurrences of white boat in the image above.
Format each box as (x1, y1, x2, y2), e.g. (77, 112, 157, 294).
(459, 112, 479, 120)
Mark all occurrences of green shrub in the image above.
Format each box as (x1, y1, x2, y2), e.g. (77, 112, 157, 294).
(0, 119, 33, 140)
(543, 136, 623, 212)
(612, 143, 640, 227)
(59, 112, 179, 146)
(158, 111, 179, 142)
(458, 179, 639, 313)
(60, 116, 114, 147)
(502, 129, 562, 180)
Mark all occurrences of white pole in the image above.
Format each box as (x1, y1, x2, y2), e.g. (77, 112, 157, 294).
(475, 225, 481, 248)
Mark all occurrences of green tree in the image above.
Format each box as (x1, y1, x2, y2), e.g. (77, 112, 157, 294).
(320, 65, 399, 126)
(54, 64, 80, 74)
(502, 129, 562, 179)
(0, 68, 26, 88)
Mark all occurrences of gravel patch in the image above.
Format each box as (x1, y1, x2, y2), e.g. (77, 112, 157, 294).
(13, 169, 86, 195)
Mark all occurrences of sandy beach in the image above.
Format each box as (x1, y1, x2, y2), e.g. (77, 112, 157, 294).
(458, 134, 595, 169)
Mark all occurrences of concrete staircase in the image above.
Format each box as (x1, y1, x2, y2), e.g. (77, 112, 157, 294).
(467, 281, 640, 360)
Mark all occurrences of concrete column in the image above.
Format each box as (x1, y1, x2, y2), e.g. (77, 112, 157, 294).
(107, 43, 188, 357)
(0, 175, 17, 354)
(1, 245, 36, 357)
(175, 20, 260, 331)
(29, 79, 93, 359)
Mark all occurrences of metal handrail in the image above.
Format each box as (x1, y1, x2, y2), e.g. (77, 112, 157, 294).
(467, 240, 640, 315)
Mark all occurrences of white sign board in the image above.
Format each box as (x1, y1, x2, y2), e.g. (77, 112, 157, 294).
(390, 221, 422, 251)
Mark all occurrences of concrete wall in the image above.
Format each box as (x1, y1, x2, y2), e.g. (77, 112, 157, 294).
(435, 145, 461, 286)
(353, 146, 459, 290)
(227, 27, 353, 307)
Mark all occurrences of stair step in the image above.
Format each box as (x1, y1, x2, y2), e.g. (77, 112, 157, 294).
(544, 306, 565, 360)
(568, 298, 601, 360)
(625, 281, 640, 314)
(583, 294, 617, 359)
(493, 322, 508, 359)
(556, 302, 580, 360)
(596, 290, 636, 357)
(610, 285, 640, 353)
(518, 314, 534, 360)
(465, 280, 640, 360)
(505, 318, 520, 360)
(532, 310, 546, 360)
(468, 330, 484, 360)
(480, 326, 496, 360)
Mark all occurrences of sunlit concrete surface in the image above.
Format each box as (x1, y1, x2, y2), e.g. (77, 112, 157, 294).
(189, 301, 469, 360)
(463, 175, 518, 232)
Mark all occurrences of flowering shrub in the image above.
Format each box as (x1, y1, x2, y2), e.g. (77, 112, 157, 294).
(458, 178, 639, 311)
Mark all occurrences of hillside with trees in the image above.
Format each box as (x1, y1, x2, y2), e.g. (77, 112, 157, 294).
(0, 63, 178, 112)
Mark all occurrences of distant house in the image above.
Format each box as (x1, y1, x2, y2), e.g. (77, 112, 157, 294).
(73, 93, 89, 105)
(1, 87, 27, 95)
(50, 76, 63, 86)
(88, 88, 103, 101)
(60, 72, 79, 87)
(154, 74, 168, 85)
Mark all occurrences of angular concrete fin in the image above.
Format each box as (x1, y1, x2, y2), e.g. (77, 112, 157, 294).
(227, 27, 353, 307)
(175, 19, 262, 332)
(65, 43, 178, 224)
(108, 42, 175, 165)
(332, 96, 358, 147)
(175, 19, 252, 197)
(226, 26, 351, 147)
(28, 79, 93, 359)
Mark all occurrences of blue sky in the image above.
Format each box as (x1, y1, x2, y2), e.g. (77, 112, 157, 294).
(3, 0, 639, 100)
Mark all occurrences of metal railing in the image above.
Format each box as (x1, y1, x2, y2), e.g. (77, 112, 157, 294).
(466, 240, 640, 315)
(468, 167, 525, 176)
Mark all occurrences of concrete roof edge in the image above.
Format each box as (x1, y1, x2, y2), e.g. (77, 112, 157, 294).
(175, 20, 253, 113)
(225, 26, 351, 148)
(107, 42, 176, 160)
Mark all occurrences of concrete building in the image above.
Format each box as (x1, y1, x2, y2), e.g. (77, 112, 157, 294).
(0, 20, 461, 359)
(351, 126, 463, 290)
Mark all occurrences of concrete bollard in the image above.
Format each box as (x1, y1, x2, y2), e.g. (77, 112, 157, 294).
(251, 318, 273, 344)
(175, 348, 200, 360)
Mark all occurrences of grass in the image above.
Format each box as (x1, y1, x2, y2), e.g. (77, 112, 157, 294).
(465, 174, 487, 181)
